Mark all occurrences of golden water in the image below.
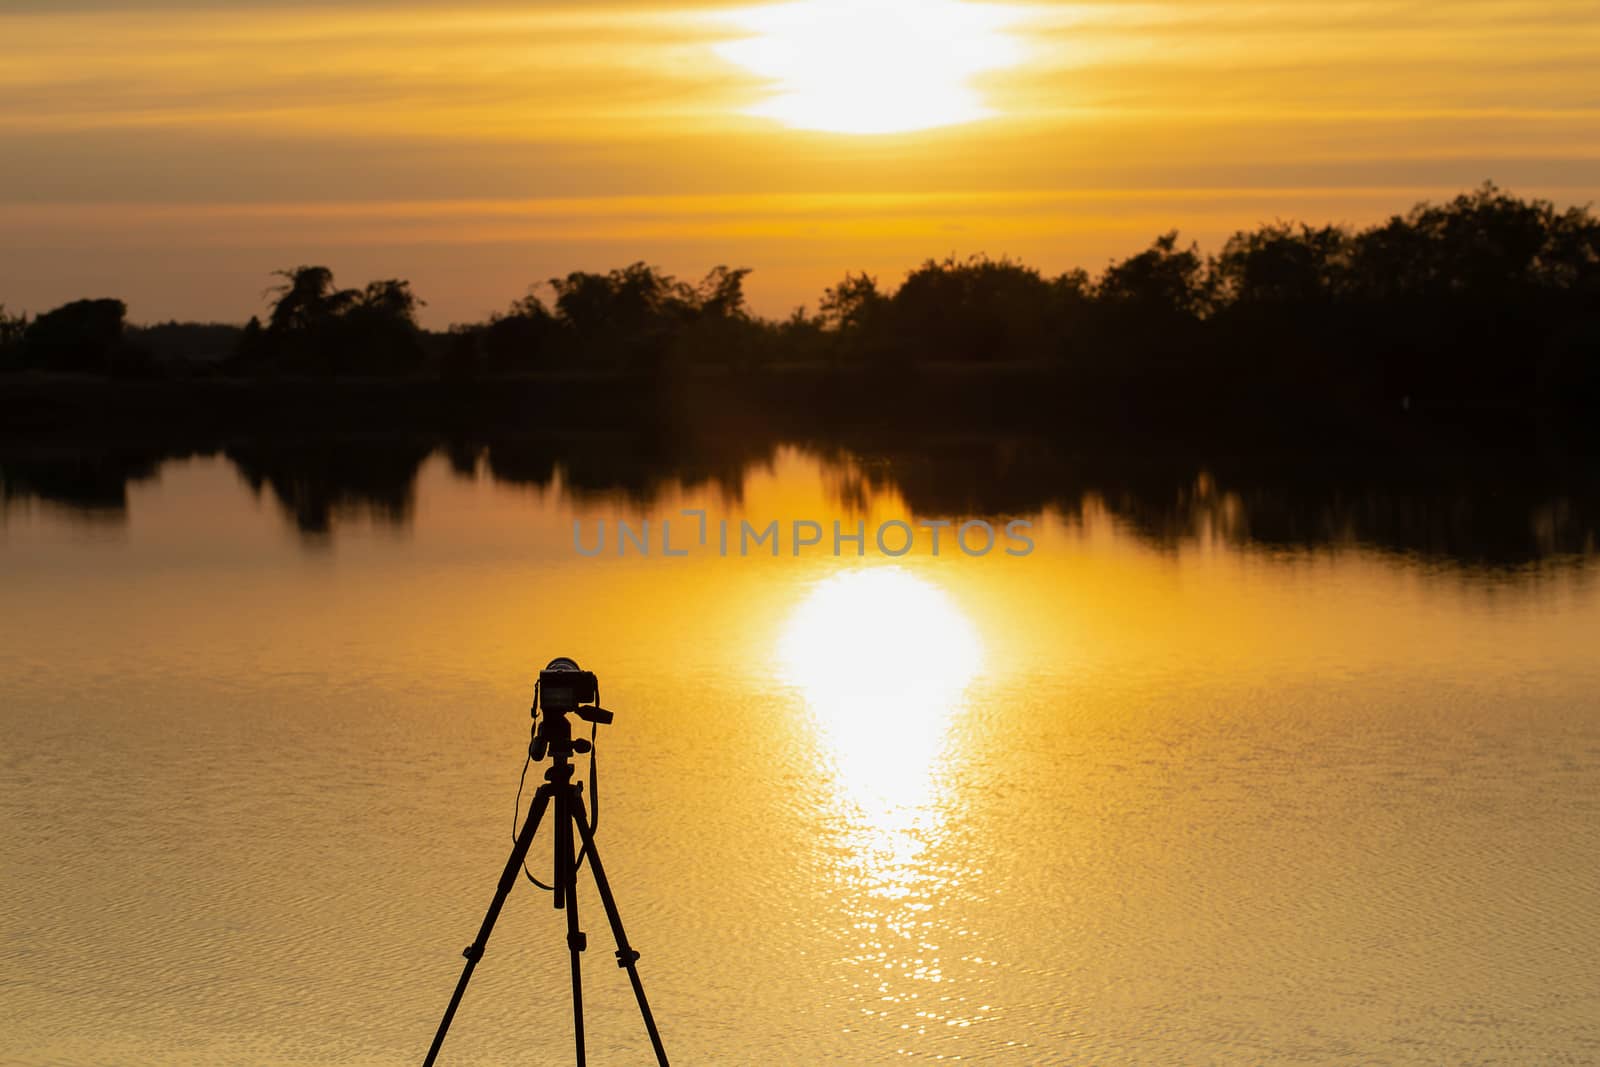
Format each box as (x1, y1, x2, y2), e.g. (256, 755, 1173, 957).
(3, 448, 1598, 1064)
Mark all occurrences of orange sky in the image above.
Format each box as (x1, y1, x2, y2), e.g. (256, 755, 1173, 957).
(2, 1, 1597, 326)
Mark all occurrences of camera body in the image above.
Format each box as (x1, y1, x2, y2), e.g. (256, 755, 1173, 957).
(540, 657, 599, 714)
(538, 657, 614, 728)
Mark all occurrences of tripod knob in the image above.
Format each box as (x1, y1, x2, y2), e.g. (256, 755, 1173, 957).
(572, 738, 592, 754)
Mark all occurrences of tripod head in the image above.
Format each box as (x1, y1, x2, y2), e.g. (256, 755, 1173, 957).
(530, 657, 614, 762)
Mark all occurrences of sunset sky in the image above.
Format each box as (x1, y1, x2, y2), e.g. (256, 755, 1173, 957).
(3, 0, 1597, 326)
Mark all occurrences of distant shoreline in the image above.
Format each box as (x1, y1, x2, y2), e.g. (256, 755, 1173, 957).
(4, 186, 1595, 438)
(3, 365, 1594, 465)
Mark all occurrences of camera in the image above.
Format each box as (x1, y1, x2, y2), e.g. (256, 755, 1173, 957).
(539, 657, 607, 722)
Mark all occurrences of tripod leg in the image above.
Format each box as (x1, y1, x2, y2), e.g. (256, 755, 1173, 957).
(423, 784, 553, 1067)
(557, 784, 588, 1067)
(571, 797, 670, 1067)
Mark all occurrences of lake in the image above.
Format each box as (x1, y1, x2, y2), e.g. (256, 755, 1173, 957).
(3, 439, 1598, 1064)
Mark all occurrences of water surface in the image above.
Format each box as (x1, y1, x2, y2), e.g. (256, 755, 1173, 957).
(3, 443, 1598, 1064)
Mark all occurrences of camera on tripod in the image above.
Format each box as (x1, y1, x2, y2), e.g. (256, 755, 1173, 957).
(424, 654, 669, 1067)
(538, 657, 613, 725)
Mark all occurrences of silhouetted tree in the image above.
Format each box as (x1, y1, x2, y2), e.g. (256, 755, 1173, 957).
(1341, 184, 1588, 407)
(554, 263, 693, 332)
(1215, 223, 1348, 309)
(0, 305, 27, 372)
(480, 290, 559, 372)
(548, 262, 697, 371)
(670, 266, 764, 371)
(23, 298, 130, 373)
(268, 266, 356, 334)
(1347, 183, 1553, 303)
(695, 266, 753, 320)
(1209, 223, 1353, 399)
(1097, 232, 1211, 318)
(1537, 202, 1600, 405)
(886, 256, 1058, 363)
(337, 279, 425, 371)
(818, 272, 885, 331)
(770, 305, 830, 365)
(1090, 233, 1211, 372)
(817, 272, 891, 366)
(242, 267, 423, 375)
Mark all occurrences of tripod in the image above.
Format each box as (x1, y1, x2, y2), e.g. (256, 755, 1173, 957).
(424, 703, 669, 1066)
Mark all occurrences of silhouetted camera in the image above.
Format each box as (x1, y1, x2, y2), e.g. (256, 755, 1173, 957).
(539, 657, 605, 721)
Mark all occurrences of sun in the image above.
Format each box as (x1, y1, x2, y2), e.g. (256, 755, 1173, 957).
(715, 0, 1025, 135)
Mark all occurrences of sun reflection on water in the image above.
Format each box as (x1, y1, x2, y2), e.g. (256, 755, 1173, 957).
(779, 566, 982, 820)
(780, 566, 995, 1047)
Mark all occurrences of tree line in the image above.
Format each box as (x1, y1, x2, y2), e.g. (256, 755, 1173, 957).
(2, 183, 1597, 414)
